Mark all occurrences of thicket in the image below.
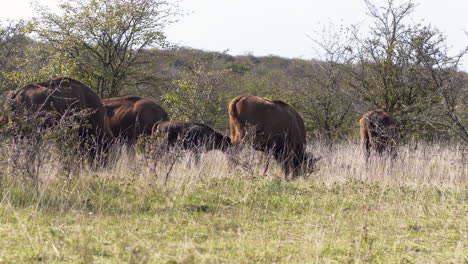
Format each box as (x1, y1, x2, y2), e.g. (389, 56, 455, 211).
(0, 0, 466, 143)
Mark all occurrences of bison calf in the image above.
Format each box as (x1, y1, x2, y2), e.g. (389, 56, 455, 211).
(152, 121, 231, 155)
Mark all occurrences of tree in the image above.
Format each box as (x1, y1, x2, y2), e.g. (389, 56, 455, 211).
(162, 52, 231, 131)
(35, 0, 177, 98)
(410, 27, 468, 142)
(291, 24, 357, 142)
(341, 0, 467, 140)
(0, 20, 28, 91)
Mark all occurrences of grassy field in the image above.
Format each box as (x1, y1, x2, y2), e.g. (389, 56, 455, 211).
(0, 142, 466, 263)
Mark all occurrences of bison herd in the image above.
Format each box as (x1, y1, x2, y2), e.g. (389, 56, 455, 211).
(3, 77, 398, 179)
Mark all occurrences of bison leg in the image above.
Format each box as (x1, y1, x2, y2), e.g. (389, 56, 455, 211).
(286, 154, 304, 180)
(360, 126, 370, 162)
(283, 161, 292, 180)
(191, 150, 201, 166)
(262, 151, 272, 176)
(273, 148, 293, 179)
(289, 154, 304, 179)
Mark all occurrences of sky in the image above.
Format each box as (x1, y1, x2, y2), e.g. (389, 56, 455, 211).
(1, 0, 467, 69)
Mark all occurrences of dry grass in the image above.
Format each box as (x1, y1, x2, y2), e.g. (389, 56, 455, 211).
(311, 142, 467, 186)
(100, 141, 467, 190)
(0, 141, 466, 263)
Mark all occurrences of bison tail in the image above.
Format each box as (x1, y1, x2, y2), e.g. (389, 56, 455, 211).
(359, 117, 370, 160)
(228, 96, 245, 143)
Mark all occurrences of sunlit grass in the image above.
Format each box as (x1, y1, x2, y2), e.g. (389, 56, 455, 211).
(0, 142, 466, 263)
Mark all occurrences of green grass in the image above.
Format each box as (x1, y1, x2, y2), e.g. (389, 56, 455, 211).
(0, 143, 466, 263)
(0, 177, 466, 263)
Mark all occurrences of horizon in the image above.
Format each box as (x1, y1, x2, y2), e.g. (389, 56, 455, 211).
(1, 0, 467, 71)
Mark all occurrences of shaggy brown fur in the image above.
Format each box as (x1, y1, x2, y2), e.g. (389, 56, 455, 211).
(359, 106, 397, 159)
(103, 96, 169, 143)
(6, 77, 114, 161)
(228, 95, 312, 179)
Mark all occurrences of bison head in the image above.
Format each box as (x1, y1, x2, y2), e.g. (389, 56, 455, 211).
(297, 153, 320, 176)
(214, 133, 231, 152)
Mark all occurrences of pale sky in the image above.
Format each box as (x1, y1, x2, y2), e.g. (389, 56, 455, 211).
(1, 0, 467, 70)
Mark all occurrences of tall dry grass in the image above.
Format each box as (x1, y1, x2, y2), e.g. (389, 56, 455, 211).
(311, 142, 467, 186)
(117, 141, 467, 187)
(1, 139, 466, 192)
(0, 140, 465, 263)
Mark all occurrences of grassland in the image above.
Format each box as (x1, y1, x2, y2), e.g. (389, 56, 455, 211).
(0, 142, 466, 263)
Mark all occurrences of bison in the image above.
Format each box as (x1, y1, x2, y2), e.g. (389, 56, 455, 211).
(6, 77, 114, 162)
(152, 121, 231, 153)
(229, 95, 314, 179)
(103, 96, 169, 144)
(359, 106, 397, 160)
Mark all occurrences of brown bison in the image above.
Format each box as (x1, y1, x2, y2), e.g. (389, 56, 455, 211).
(152, 121, 231, 153)
(229, 95, 314, 179)
(6, 77, 114, 161)
(359, 106, 397, 160)
(103, 96, 169, 143)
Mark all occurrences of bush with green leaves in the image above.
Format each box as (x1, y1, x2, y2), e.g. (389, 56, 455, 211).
(163, 60, 231, 132)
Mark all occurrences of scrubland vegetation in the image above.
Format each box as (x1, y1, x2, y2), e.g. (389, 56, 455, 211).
(1, 0, 467, 143)
(0, 0, 467, 262)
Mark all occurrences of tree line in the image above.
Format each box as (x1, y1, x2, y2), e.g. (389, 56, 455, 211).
(0, 0, 466, 143)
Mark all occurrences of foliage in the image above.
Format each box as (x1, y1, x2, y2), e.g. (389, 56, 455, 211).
(34, 0, 177, 98)
(0, 0, 466, 261)
(163, 53, 231, 131)
(0, 20, 29, 91)
(341, 0, 467, 141)
(409, 26, 468, 142)
(0, 0, 466, 143)
(226, 62, 252, 74)
(293, 24, 358, 141)
(2, 43, 76, 89)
